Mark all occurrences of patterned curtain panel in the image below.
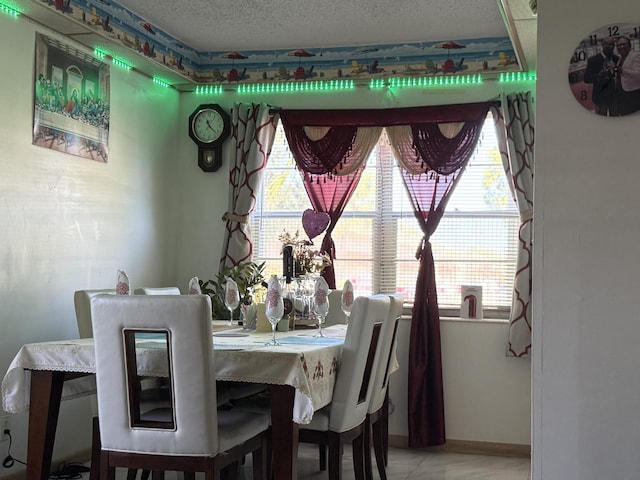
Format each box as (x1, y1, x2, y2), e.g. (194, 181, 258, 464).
(219, 103, 278, 270)
(279, 116, 381, 288)
(492, 93, 535, 357)
(386, 100, 493, 447)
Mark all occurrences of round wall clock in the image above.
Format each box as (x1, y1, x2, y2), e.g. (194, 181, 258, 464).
(188, 104, 231, 172)
(568, 23, 640, 117)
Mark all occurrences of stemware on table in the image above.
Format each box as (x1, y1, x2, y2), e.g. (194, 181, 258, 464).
(265, 275, 285, 346)
(312, 276, 330, 337)
(224, 277, 240, 326)
(341, 279, 354, 323)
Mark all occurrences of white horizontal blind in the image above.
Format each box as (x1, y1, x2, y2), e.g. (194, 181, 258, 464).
(251, 114, 518, 312)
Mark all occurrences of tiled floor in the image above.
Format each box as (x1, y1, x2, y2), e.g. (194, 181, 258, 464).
(83, 443, 531, 479)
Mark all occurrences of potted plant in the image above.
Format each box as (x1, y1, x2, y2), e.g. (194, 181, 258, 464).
(199, 261, 266, 320)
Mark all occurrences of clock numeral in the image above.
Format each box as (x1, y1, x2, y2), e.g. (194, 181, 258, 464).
(608, 25, 620, 37)
(573, 50, 586, 63)
(580, 90, 588, 101)
(589, 34, 598, 46)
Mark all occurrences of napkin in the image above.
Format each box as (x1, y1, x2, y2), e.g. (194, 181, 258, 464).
(116, 269, 130, 295)
(313, 276, 330, 317)
(265, 275, 284, 320)
(188, 276, 201, 294)
(341, 279, 354, 314)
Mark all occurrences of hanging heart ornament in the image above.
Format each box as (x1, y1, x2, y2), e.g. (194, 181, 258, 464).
(302, 209, 330, 240)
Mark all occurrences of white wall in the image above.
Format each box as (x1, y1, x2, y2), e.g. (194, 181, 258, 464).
(0, 9, 533, 478)
(534, 2, 640, 479)
(389, 318, 531, 445)
(0, 14, 180, 477)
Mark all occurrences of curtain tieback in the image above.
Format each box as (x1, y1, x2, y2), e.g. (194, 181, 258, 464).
(415, 236, 428, 260)
(520, 209, 533, 222)
(222, 212, 249, 224)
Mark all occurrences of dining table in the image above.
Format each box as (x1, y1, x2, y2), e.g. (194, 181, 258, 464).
(1, 322, 347, 480)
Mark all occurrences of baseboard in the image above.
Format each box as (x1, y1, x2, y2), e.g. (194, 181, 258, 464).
(0, 448, 92, 480)
(388, 435, 530, 458)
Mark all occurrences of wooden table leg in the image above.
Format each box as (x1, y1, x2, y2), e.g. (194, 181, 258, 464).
(269, 384, 298, 480)
(26, 370, 65, 480)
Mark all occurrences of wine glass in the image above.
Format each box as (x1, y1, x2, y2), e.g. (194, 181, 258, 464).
(312, 277, 330, 338)
(341, 292, 353, 323)
(224, 279, 240, 326)
(312, 302, 327, 337)
(265, 288, 284, 346)
(341, 280, 354, 323)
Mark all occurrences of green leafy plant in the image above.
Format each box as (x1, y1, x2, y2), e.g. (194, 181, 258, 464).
(199, 261, 266, 319)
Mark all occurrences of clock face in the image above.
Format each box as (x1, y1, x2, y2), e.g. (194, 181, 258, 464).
(192, 109, 226, 143)
(568, 23, 640, 117)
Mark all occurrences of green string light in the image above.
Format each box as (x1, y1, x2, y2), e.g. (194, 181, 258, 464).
(112, 58, 132, 71)
(94, 48, 108, 59)
(499, 71, 537, 83)
(387, 74, 483, 89)
(0, 2, 20, 16)
(194, 84, 224, 95)
(191, 71, 537, 95)
(153, 77, 170, 88)
(233, 79, 355, 94)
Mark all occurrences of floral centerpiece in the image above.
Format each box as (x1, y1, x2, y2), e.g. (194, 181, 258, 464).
(278, 229, 331, 276)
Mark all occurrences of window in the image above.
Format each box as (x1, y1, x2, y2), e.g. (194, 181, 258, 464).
(251, 113, 518, 316)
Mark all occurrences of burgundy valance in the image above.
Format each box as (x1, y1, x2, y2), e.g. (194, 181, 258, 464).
(277, 101, 497, 126)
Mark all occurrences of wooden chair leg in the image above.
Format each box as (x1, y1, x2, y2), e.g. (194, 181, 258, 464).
(372, 417, 387, 480)
(319, 444, 327, 471)
(363, 417, 374, 480)
(90, 417, 101, 480)
(328, 435, 343, 480)
(382, 393, 390, 466)
(252, 435, 267, 480)
(352, 432, 366, 480)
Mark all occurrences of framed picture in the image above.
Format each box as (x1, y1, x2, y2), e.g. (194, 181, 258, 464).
(33, 33, 110, 162)
(568, 23, 640, 117)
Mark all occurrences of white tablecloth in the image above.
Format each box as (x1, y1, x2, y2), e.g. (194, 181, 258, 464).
(1, 325, 347, 424)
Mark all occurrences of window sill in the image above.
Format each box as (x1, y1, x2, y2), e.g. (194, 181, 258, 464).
(440, 316, 509, 324)
(400, 304, 510, 324)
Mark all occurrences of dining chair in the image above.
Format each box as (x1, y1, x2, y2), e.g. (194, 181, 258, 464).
(298, 294, 391, 480)
(133, 286, 181, 295)
(90, 294, 269, 480)
(74, 289, 116, 339)
(363, 294, 404, 480)
(323, 290, 347, 326)
(75, 289, 154, 480)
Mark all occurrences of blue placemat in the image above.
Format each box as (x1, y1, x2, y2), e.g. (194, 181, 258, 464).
(277, 336, 343, 346)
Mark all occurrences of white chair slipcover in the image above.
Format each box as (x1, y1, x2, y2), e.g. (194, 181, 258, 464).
(134, 286, 181, 295)
(364, 294, 404, 480)
(90, 294, 269, 478)
(299, 294, 391, 479)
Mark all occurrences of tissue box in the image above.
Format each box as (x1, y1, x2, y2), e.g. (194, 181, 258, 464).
(461, 286, 483, 319)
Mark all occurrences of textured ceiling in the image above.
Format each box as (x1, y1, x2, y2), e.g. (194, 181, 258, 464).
(114, 0, 537, 72)
(114, 0, 513, 53)
(12, 0, 536, 89)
